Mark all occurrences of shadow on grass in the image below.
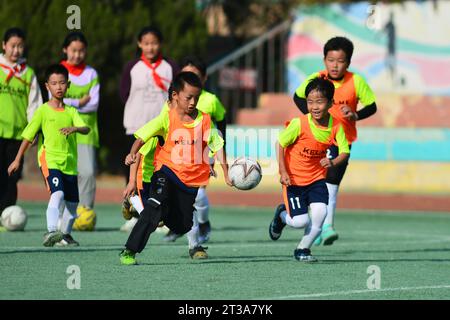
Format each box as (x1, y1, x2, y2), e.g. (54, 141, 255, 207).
(135, 258, 290, 266)
(9, 227, 121, 232)
(0, 246, 124, 254)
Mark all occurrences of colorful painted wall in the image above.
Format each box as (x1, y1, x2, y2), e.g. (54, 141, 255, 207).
(259, 0, 450, 195)
(218, 125, 450, 195)
(287, 1, 450, 96)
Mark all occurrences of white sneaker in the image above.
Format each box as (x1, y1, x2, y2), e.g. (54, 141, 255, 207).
(120, 217, 138, 232)
(155, 225, 170, 234)
(55, 234, 80, 247)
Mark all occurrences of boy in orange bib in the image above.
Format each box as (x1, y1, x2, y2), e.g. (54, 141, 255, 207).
(270, 77, 350, 262)
(119, 72, 232, 265)
(293, 37, 377, 245)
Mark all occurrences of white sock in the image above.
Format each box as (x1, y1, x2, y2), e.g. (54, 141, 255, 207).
(298, 202, 327, 249)
(46, 191, 64, 232)
(194, 187, 209, 224)
(324, 183, 339, 227)
(187, 211, 200, 249)
(60, 201, 78, 234)
(284, 213, 310, 229)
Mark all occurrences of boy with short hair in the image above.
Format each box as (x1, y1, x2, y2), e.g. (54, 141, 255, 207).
(270, 77, 349, 262)
(163, 55, 227, 244)
(293, 36, 377, 245)
(119, 71, 232, 265)
(8, 64, 89, 247)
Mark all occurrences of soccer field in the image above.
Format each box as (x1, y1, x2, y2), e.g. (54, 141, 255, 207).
(1, 202, 450, 300)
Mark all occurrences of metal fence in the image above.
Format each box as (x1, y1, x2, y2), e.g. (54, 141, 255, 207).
(206, 20, 292, 123)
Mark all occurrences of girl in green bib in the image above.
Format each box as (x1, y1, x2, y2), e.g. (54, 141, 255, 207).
(52, 32, 100, 215)
(0, 27, 42, 216)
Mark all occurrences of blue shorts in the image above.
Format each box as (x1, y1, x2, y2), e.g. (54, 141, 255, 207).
(43, 169, 79, 203)
(283, 179, 328, 216)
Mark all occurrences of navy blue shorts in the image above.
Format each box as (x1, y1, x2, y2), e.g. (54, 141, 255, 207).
(44, 169, 79, 203)
(283, 179, 328, 216)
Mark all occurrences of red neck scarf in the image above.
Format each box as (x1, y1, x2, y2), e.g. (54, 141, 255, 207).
(61, 60, 86, 76)
(0, 62, 27, 83)
(140, 53, 169, 91)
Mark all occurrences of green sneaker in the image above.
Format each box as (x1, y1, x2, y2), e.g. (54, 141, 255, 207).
(43, 231, 64, 247)
(120, 249, 137, 265)
(322, 224, 339, 246)
(313, 235, 322, 246)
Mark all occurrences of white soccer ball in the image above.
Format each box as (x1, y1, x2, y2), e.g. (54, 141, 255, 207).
(1, 205, 28, 231)
(228, 157, 262, 190)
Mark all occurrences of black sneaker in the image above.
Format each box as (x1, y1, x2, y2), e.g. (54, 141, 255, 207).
(294, 248, 318, 262)
(269, 204, 286, 241)
(189, 246, 208, 259)
(198, 221, 211, 244)
(55, 234, 80, 247)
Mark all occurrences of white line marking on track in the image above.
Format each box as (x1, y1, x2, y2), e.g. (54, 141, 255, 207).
(263, 285, 450, 299)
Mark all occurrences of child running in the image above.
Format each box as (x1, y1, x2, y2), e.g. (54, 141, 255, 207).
(119, 71, 231, 265)
(163, 55, 227, 244)
(269, 77, 349, 262)
(119, 26, 178, 232)
(292, 36, 377, 245)
(8, 64, 89, 247)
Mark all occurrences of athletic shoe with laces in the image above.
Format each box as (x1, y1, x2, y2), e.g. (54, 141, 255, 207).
(321, 224, 339, 246)
(121, 197, 133, 220)
(198, 221, 211, 244)
(55, 234, 80, 247)
(119, 249, 137, 265)
(269, 204, 286, 241)
(43, 231, 64, 247)
(189, 246, 208, 259)
(294, 248, 318, 262)
(120, 217, 138, 232)
(163, 230, 182, 242)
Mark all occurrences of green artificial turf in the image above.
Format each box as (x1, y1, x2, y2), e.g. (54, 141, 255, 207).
(1, 202, 450, 300)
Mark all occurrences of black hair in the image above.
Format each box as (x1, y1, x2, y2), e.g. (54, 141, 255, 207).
(171, 71, 202, 93)
(180, 55, 207, 77)
(323, 36, 354, 63)
(138, 26, 163, 43)
(305, 77, 335, 103)
(3, 27, 26, 43)
(63, 31, 88, 48)
(167, 84, 174, 102)
(135, 26, 163, 57)
(45, 64, 69, 82)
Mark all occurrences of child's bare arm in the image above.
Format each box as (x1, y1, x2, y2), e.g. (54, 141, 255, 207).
(277, 142, 291, 186)
(78, 95, 91, 107)
(8, 139, 32, 176)
(125, 138, 145, 166)
(59, 126, 90, 135)
(320, 152, 349, 168)
(123, 153, 141, 198)
(215, 147, 232, 186)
